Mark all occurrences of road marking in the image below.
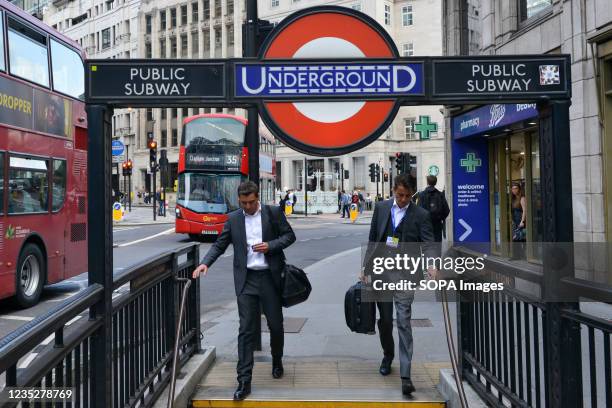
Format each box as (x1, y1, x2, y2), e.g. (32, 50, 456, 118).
(116, 227, 175, 247)
(1, 315, 35, 321)
(114, 226, 141, 232)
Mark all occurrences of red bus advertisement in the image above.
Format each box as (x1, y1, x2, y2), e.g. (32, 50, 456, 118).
(175, 114, 275, 240)
(0, 2, 87, 307)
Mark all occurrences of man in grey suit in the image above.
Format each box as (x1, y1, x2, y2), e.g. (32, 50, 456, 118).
(192, 181, 296, 400)
(363, 173, 436, 396)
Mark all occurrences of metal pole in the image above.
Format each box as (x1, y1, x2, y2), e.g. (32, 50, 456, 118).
(86, 104, 113, 408)
(380, 165, 384, 200)
(245, 0, 262, 352)
(340, 163, 344, 191)
(304, 158, 308, 217)
(127, 144, 131, 212)
(152, 169, 157, 221)
(389, 166, 392, 194)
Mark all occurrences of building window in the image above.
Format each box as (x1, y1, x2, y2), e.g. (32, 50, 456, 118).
(402, 42, 413, 56)
(146, 108, 153, 121)
(227, 25, 234, 45)
(159, 38, 166, 58)
(192, 2, 199, 21)
(102, 28, 111, 49)
(145, 14, 152, 34)
(170, 8, 177, 28)
(351, 3, 361, 11)
(181, 5, 188, 25)
(161, 130, 167, 148)
(404, 118, 417, 140)
(520, 0, 552, 21)
(203, 31, 210, 51)
(384, 4, 391, 25)
(214, 27, 221, 47)
(227, 0, 234, 15)
(271, 0, 279, 8)
(161, 108, 167, 120)
(192, 32, 199, 57)
(402, 5, 413, 26)
(172, 129, 178, 146)
(160, 10, 166, 30)
(181, 34, 188, 56)
(170, 37, 177, 58)
(203, 0, 210, 19)
(182, 107, 189, 117)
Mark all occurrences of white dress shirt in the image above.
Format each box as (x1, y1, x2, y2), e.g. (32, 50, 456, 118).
(391, 200, 409, 229)
(244, 205, 269, 270)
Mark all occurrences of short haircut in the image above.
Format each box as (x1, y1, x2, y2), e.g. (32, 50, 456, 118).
(394, 173, 416, 192)
(427, 175, 437, 186)
(237, 181, 259, 196)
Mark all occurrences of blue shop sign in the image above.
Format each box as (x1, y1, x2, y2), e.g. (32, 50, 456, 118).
(452, 103, 538, 139)
(235, 62, 424, 98)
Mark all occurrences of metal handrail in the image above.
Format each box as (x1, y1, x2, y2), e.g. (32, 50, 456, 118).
(167, 275, 192, 408)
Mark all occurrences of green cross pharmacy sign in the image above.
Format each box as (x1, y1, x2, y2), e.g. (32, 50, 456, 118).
(460, 153, 482, 173)
(413, 115, 438, 140)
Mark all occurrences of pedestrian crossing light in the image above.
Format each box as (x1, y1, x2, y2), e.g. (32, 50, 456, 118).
(368, 163, 376, 182)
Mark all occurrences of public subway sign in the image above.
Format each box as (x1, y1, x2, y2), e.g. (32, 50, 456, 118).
(85, 6, 571, 156)
(432, 57, 570, 100)
(86, 61, 226, 103)
(235, 62, 424, 98)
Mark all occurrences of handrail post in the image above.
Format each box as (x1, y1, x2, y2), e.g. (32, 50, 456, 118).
(86, 104, 114, 407)
(191, 244, 202, 352)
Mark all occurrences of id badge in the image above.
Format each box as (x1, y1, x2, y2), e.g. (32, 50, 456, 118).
(386, 236, 399, 248)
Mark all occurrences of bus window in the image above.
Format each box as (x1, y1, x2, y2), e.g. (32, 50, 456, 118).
(52, 159, 66, 211)
(183, 117, 245, 147)
(8, 156, 49, 214)
(0, 13, 5, 72)
(177, 173, 241, 214)
(51, 39, 84, 100)
(7, 17, 49, 87)
(0, 152, 4, 214)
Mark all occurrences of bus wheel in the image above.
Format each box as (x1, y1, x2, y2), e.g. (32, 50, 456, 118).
(15, 244, 45, 308)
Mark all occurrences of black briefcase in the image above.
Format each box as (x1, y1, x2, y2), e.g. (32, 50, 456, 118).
(344, 281, 376, 334)
(281, 264, 312, 307)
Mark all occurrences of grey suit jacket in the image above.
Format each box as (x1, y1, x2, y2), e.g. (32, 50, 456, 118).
(364, 199, 436, 275)
(201, 205, 296, 296)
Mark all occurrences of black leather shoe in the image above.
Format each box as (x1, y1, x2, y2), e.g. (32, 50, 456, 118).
(233, 382, 251, 401)
(402, 378, 415, 395)
(272, 359, 284, 379)
(379, 357, 392, 376)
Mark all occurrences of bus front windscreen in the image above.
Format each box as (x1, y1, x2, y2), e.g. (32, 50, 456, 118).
(183, 117, 246, 171)
(177, 173, 242, 214)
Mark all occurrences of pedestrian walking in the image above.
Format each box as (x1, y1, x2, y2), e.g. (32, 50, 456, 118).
(416, 175, 450, 243)
(340, 190, 350, 218)
(362, 173, 437, 396)
(192, 181, 296, 401)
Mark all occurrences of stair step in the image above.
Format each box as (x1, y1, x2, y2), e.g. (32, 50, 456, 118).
(192, 360, 447, 408)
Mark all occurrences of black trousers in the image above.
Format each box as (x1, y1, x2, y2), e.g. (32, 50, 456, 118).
(377, 301, 395, 359)
(236, 268, 284, 383)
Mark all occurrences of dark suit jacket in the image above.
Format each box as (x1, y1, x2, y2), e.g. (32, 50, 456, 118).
(201, 205, 296, 296)
(364, 199, 436, 276)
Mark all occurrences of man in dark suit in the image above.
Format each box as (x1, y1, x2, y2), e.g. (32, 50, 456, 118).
(363, 173, 437, 396)
(192, 181, 296, 400)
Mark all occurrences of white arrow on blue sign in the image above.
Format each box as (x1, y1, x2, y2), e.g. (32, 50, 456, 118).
(112, 140, 125, 156)
(458, 218, 473, 242)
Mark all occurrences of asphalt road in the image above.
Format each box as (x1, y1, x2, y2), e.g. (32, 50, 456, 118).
(0, 216, 370, 339)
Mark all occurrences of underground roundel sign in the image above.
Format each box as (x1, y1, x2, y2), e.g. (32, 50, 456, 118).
(239, 6, 407, 156)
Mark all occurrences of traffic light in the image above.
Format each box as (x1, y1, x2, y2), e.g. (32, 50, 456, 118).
(383, 172, 389, 182)
(147, 133, 158, 170)
(408, 154, 417, 177)
(368, 163, 376, 182)
(126, 159, 133, 176)
(375, 164, 381, 182)
(395, 152, 405, 174)
(122, 161, 128, 176)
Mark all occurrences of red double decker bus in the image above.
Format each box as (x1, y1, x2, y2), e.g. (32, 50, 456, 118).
(0, 2, 88, 307)
(175, 114, 276, 240)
